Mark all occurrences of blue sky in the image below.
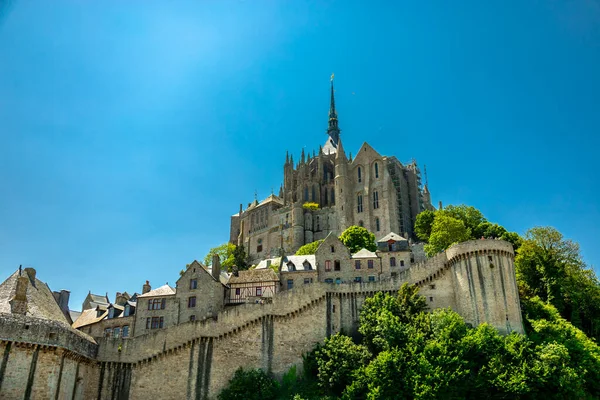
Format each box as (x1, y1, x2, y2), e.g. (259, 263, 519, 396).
(1, 0, 599, 308)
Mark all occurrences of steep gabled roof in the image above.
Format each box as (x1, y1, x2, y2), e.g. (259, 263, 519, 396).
(228, 269, 279, 284)
(352, 248, 378, 259)
(0, 269, 71, 325)
(72, 308, 107, 329)
(377, 232, 407, 243)
(136, 284, 176, 298)
(280, 255, 317, 272)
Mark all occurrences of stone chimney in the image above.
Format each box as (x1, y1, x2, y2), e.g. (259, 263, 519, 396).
(10, 268, 29, 315)
(212, 254, 221, 281)
(24, 267, 36, 287)
(56, 290, 70, 314)
(142, 280, 151, 294)
(438, 200, 443, 210)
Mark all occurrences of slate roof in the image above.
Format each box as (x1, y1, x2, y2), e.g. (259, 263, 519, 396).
(0, 269, 71, 325)
(377, 232, 407, 243)
(228, 269, 279, 284)
(88, 293, 109, 304)
(280, 255, 316, 272)
(137, 284, 176, 298)
(352, 248, 378, 259)
(69, 310, 82, 322)
(72, 308, 108, 329)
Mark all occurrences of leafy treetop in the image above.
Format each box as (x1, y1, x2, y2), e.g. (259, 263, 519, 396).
(339, 225, 377, 253)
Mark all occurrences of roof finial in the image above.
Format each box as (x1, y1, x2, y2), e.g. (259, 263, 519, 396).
(424, 164, 429, 187)
(254, 190, 258, 201)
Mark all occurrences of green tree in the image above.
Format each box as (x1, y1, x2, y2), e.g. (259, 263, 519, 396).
(203, 242, 236, 270)
(515, 226, 600, 340)
(315, 333, 371, 396)
(414, 209, 436, 242)
(442, 205, 486, 235)
(339, 225, 376, 254)
(424, 214, 471, 257)
(296, 239, 325, 255)
(217, 368, 278, 400)
(232, 244, 250, 271)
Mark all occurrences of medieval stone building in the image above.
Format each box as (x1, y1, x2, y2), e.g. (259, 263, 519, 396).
(230, 79, 435, 264)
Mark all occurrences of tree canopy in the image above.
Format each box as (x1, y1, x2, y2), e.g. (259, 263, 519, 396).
(295, 239, 324, 256)
(203, 242, 236, 269)
(339, 225, 376, 253)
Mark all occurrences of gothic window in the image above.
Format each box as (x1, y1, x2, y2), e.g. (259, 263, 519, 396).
(390, 257, 397, 267)
(373, 190, 379, 209)
(312, 185, 316, 202)
(324, 188, 328, 205)
(376, 217, 380, 231)
(357, 167, 362, 183)
(357, 194, 363, 213)
(375, 162, 379, 178)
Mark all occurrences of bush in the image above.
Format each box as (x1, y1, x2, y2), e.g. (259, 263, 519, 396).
(217, 368, 278, 400)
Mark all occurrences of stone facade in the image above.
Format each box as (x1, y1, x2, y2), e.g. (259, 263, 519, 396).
(231, 81, 435, 264)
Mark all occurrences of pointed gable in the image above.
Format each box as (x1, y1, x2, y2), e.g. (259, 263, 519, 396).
(351, 142, 383, 167)
(315, 232, 352, 260)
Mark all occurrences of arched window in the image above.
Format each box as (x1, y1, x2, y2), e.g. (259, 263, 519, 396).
(376, 217, 380, 231)
(331, 188, 335, 204)
(304, 187, 308, 201)
(324, 188, 328, 206)
(312, 185, 316, 202)
(357, 167, 362, 183)
(357, 194, 363, 213)
(390, 257, 396, 267)
(373, 190, 379, 209)
(375, 162, 379, 178)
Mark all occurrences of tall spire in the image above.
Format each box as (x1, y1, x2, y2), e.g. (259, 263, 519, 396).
(327, 74, 340, 145)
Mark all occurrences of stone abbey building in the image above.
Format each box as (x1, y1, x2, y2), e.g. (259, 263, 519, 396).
(230, 79, 435, 263)
(0, 81, 524, 400)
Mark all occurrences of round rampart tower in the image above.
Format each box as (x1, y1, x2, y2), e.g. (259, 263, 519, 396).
(446, 239, 524, 334)
(291, 202, 305, 250)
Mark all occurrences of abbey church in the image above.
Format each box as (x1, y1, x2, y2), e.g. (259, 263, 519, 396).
(230, 78, 435, 263)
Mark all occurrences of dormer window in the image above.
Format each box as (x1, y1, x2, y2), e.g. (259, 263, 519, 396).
(303, 261, 312, 270)
(287, 262, 296, 271)
(124, 304, 130, 317)
(108, 308, 114, 319)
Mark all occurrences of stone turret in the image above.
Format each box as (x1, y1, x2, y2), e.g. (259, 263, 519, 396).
(334, 139, 351, 231)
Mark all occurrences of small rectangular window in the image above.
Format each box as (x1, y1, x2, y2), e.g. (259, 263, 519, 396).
(354, 277, 362, 283)
(235, 288, 240, 295)
(488, 255, 493, 262)
(188, 296, 196, 308)
(146, 318, 151, 330)
(429, 297, 433, 302)
(334, 260, 341, 271)
(287, 279, 294, 290)
(104, 328, 112, 337)
(190, 279, 198, 289)
(368, 276, 375, 282)
(390, 257, 396, 267)
(147, 300, 152, 310)
(304, 278, 310, 284)
(113, 327, 121, 338)
(430, 284, 436, 290)
(161, 298, 166, 309)
(400, 260, 405, 267)
(325, 278, 333, 284)
(256, 287, 262, 296)
(257, 244, 263, 252)
(325, 260, 331, 271)
(330, 245, 335, 253)
(159, 316, 164, 328)
(332, 305, 336, 313)
(122, 325, 129, 338)
(190, 315, 196, 322)
(368, 260, 374, 269)
(355, 260, 361, 270)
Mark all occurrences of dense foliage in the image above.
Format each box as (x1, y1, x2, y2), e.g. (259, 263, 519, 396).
(415, 204, 521, 256)
(339, 225, 377, 253)
(296, 239, 325, 256)
(217, 368, 279, 400)
(203, 242, 236, 270)
(303, 202, 320, 210)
